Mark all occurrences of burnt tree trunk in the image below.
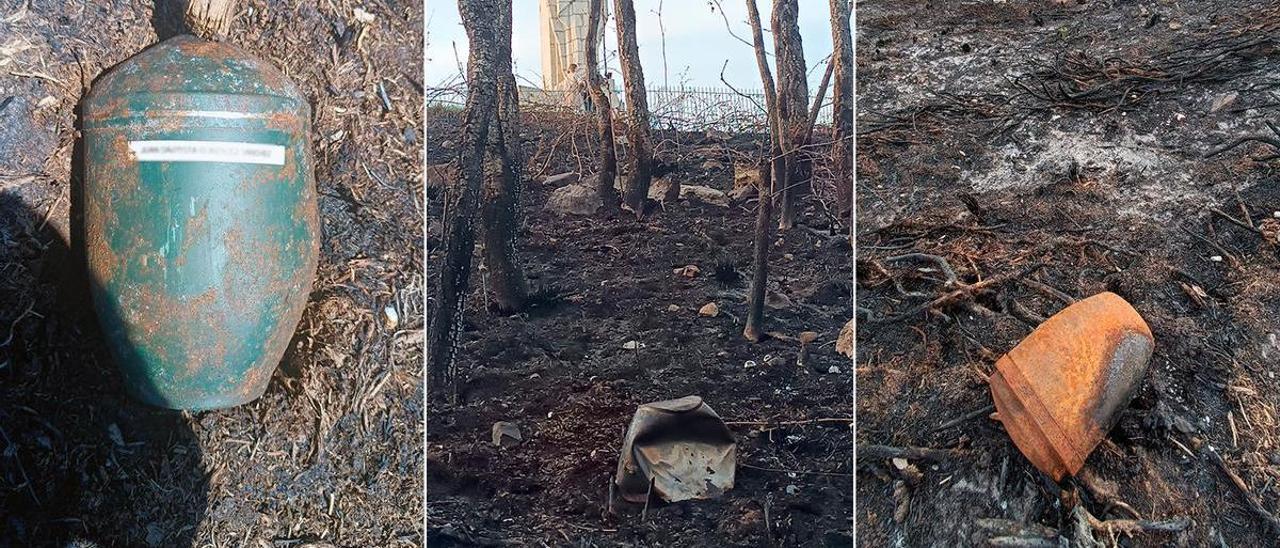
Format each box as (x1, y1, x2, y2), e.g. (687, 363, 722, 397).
(830, 0, 853, 224)
(807, 57, 834, 140)
(184, 0, 237, 38)
(771, 0, 809, 230)
(480, 1, 528, 313)
(743, 0, 786, 342)
(612, 0, 653, 217)
(744, 162, 775, 342)
(585, 0, 619, 208)
(429, 0, 500, 396)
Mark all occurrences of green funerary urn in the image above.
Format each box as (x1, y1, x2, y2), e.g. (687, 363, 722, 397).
(84, 35, 318, 410)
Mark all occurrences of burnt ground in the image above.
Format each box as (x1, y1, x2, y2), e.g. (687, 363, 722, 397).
(857, 1, 1280, 546)
(0, 0, 422, 545)
(425, 111, 854, 546)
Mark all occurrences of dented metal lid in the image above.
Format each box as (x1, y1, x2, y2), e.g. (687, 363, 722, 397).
(989, 292, 1153, 481)
(614, 396, 736, 503)
(85, 35, 307, 126)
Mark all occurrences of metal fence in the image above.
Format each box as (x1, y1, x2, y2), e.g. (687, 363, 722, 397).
(426, 85, 834, 133)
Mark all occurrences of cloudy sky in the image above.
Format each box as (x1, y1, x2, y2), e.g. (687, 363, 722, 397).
(426, 1, 837, 92)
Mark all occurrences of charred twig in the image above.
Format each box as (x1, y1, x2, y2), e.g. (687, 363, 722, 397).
(858, 444, 954, 464)
(930, 404, 995, 433)
(1020, 278, 1077, 305)
(1205, 120, 1280, 161)
(1206, 448, 1280, 536)
(1208, 207, 1263, 235)
(870, 263, 1045, 325)
(885, 253, 959, 287)
(1074, 506, 1191, 538)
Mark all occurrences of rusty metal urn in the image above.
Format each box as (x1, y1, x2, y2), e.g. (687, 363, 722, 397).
(989, 292, 1153, 481)
(83, 35, 318, 410)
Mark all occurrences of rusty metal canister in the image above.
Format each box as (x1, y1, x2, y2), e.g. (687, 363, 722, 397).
(989, 292, 1153, 481)
(83, 35, 318, 410)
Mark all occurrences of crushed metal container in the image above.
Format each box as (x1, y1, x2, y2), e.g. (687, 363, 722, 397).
(614, 396, 736, 503)
(83, 35, 318, 410)
(989, 292, 1153, 481)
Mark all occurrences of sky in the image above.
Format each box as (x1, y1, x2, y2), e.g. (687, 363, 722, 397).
(426, 0, 837, 93)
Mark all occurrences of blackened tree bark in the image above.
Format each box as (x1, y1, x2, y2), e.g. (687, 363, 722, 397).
(585, 0, 620, 208)
(612, 0, 654, 217)
(830, 0, 853, 224)
(744, 161, 774, 342)
(743, 0, 785, 342)
(480, 1, 528, 313)
(772, 0, 809, 230)
(429, 0, 500, 395)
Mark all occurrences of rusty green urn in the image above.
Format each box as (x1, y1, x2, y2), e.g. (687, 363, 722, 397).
(83, 35, 318, 410)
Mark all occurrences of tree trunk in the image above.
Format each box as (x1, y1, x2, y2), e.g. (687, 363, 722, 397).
(744, 162, 775, 342)
(480, 1, 528, 313)
(771, 0, 809, 230)
(585, 0, 619, 208)
(184, 0, 237, 38)
(742, 0, 785, 342)
(428, 0, 500, 397)
(806, 57, 834, 141)
(612, 0, 653, 217)
(830, 0, 854, 224)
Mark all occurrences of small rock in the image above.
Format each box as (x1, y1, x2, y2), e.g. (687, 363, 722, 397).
(107, 423, 124, 447)
(764, 291, 793, 309)
(622, 340, 645, 350)
(353, 6, 377, 23)
(744, 360, 757, 368)
(667, 304, 681, 312)
(492, 421, 522, 448)
(545, 184, 600, 216)
(699, 302, 720, 317)
(675, 264, 701, 278)
(828, 365, 841, 374)
(836, 319, 854, 358)
(783, 253, 794, 260)
(382, 305, 399, 329)
(680, 184, 729, 206)
(785, 484, 800, 495)
(1210, 255, 1223, 262)
(542, 171, 580, 186)
(892, 457, 909, 470)
(1210, 92, 1238, 113)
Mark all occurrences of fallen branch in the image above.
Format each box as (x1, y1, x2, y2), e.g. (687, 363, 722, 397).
(858, 444, 954, 464)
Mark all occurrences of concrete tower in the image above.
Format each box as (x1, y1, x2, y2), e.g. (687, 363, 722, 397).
(539, 0, 608, 90)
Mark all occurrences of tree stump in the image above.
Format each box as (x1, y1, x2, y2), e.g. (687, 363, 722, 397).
(185, 0, 238, 38)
